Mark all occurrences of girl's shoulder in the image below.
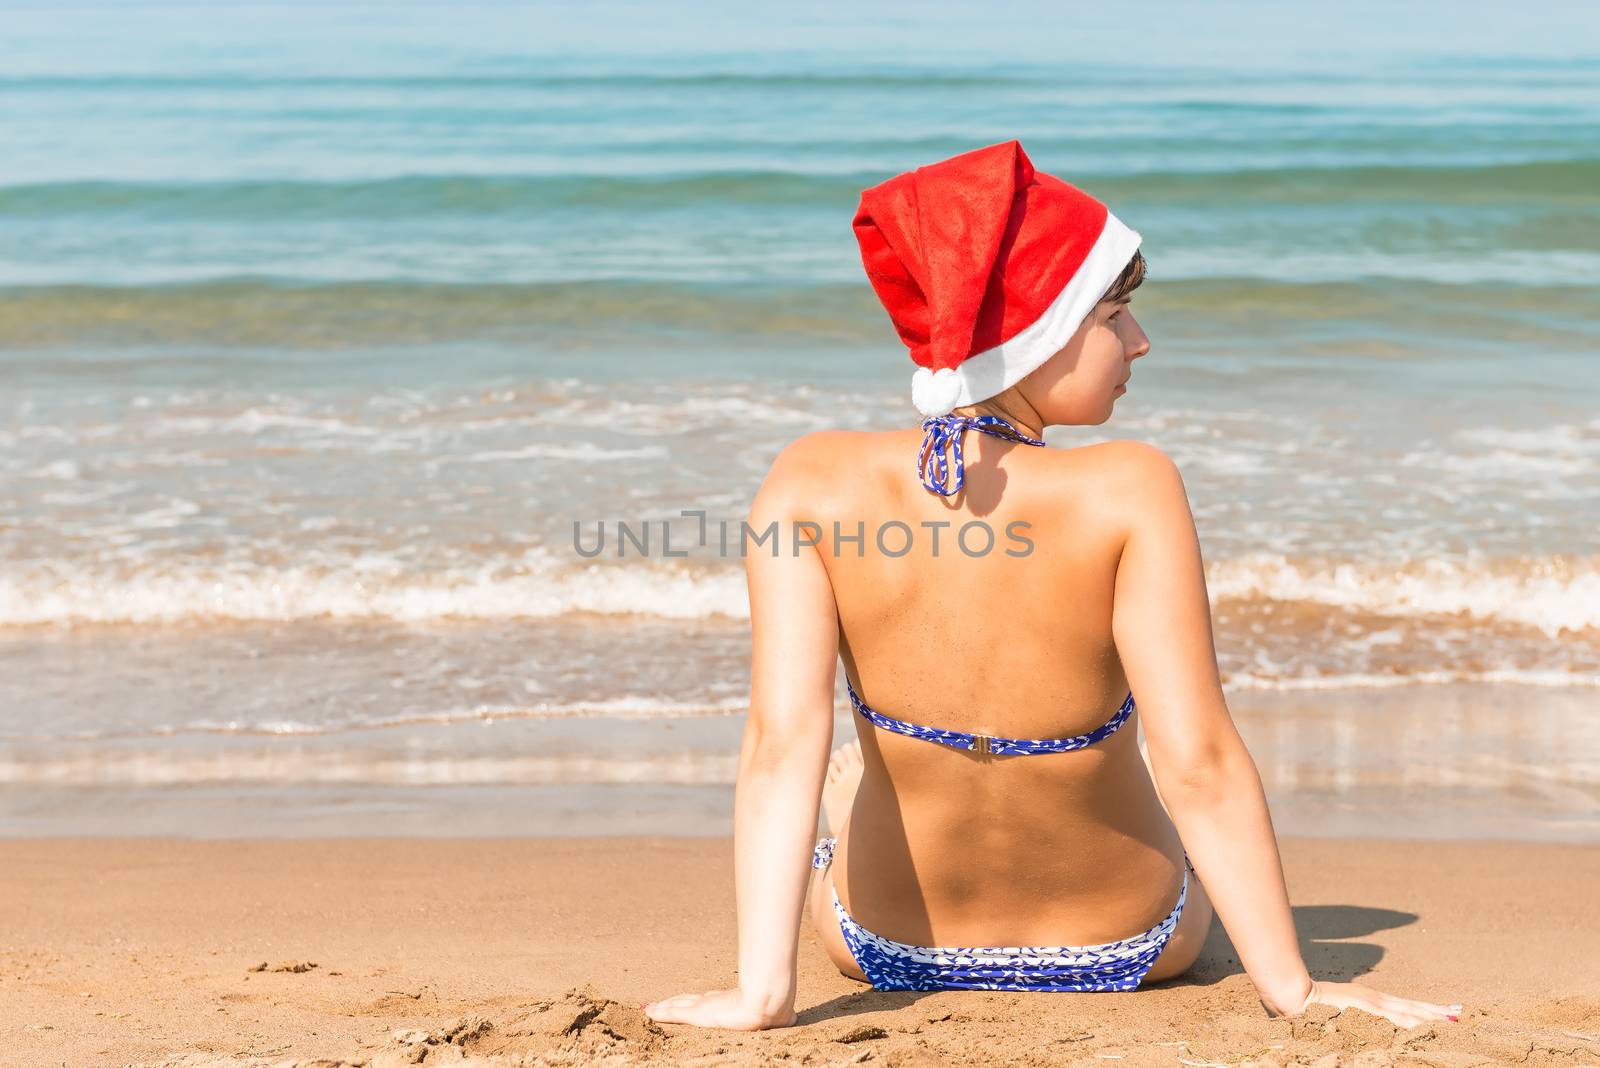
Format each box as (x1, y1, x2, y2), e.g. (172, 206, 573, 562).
(1069, 438, 1185, 480)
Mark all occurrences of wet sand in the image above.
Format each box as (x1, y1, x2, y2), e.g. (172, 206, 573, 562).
(4, 683, 1597, 843)
(2, 836, 1597, 1066)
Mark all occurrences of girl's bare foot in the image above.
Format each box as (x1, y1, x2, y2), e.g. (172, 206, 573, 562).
(821, 739, 863, 835)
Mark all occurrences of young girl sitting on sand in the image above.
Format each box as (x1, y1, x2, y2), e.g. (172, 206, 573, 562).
(643, 140, 1461, 1030)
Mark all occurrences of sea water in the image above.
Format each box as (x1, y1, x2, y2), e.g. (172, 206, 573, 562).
(1, 1, 1596, 836)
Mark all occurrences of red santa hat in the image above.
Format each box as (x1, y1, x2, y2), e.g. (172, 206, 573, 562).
(852, 140, 1142, 417)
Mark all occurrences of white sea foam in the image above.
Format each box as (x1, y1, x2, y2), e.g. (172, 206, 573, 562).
(0, 749, 742, 786)
(1222, 668, 1600, 691)
(0, 549, 750, 625)
(1398, 418, 1600, 487)
(35, 458, 81, 480)
(1207, 553, 1600, 637)
(3, 549, 1594, 633)
(23, 695, 756, 741)
(456, 443, 669, 463)
(156, 409, 383, 438)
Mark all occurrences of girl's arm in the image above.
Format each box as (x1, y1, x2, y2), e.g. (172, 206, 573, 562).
(645, 438, 839, 1030)
(1108, 442, 1459, 1028)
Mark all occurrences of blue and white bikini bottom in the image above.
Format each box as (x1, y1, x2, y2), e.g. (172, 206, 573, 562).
(811, 836, 1191, 992)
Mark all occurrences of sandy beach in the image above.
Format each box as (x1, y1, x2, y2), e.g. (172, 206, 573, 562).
(5, 4, 1599, 1067)
(3, 835, 1597, 1067)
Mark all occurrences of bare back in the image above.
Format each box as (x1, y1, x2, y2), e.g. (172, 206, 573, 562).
(806, 425, 1186, 947)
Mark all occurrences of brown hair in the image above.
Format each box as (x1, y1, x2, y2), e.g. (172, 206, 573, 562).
(1101, 249, 1147, 304)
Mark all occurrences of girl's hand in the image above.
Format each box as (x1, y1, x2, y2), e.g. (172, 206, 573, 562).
(641, 987, 798, 1031)
(1270, 979, 1462, 1029)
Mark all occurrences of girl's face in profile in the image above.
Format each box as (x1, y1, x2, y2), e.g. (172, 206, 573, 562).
(1021, 296, 1151, 426)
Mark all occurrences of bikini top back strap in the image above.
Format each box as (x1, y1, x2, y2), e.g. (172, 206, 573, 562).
(844, 677, 1134, 756)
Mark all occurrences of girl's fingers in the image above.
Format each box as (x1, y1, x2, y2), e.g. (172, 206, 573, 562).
(645, 993, 699, 1016)
(1403, 998, 1455, 1018)
(1372, 992, 1438, 1021)
(1307, 982, 1462, 1027)
(1389, 1001, 1456, 1028)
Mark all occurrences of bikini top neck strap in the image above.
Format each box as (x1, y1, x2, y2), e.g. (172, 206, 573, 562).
(917, 413, 1047, 497)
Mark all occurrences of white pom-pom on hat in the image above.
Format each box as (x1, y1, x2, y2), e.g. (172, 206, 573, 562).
(912, 366, 964, 417)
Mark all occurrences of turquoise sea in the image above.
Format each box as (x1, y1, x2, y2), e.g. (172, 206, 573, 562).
(2, 1, 1596, 837)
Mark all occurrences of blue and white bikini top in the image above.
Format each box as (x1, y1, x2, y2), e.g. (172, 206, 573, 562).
(846, 677, 1135, 757)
